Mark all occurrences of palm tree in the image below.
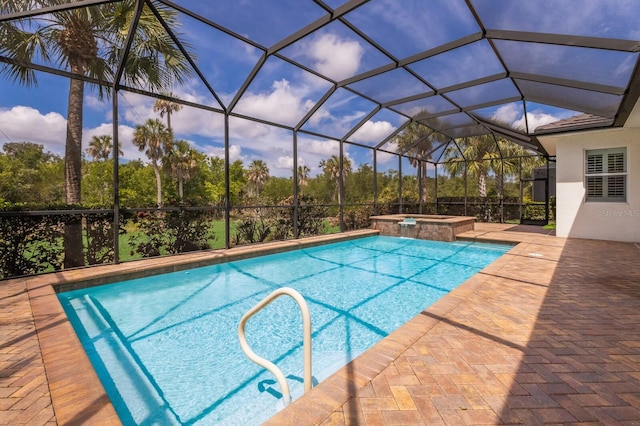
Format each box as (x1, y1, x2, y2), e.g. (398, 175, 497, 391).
(86, 135, 123, 161)
(319, 154, 352, 206)
(153, 94, 183, 132)
(246, 160, 269, 198)
(494, 139, 530, 198)
(0, 1, 192, 267)
(132, 118, 173, 207)
(443, 135, 499, 198)
(297, 164, 310, 196)
(163, 139, 197, 202)
(395, 121, 436, 204)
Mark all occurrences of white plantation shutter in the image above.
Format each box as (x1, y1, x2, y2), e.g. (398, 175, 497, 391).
(607, 175, 625, 199)
(607, 151, 625, 173)
(586, 176, 603, 198)
(585, 148, 626, 202)
(586, 153, 603, 174)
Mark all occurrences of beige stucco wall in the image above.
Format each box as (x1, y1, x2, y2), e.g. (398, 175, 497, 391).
(554, 127, 640, 242)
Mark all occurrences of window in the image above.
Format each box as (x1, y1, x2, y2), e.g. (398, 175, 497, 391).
(585, 147, 626, 202)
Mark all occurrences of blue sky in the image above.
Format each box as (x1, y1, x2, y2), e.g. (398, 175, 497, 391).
(1, 0, 638, 177)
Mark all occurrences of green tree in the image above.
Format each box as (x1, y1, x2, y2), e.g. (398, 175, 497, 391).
(396, 122, 434, 203)
(498, 141, 545, 200)
(166, 148, 208, 204)
(0, 142, 63, 203)
(494, 139, 536, 198)
(443, 135, 499, 198)
(436, 174, 465, 198)
(204, 158, 245, 206)
(0, 1, 192, 267)
(118, 159, 156, 207)
(86, 135, 122, 161)
(82, 159, 113, 205)
(2, 141, 57, 166)
(319, 155, 352, 206)
(246, 159, 269, 198)
(345, 163, 374, 203)
(263, 177, 293, 203)
(132, 118, 173, 207)
(297, 165, 310, 196)
(153, 94, 183, 132)
(163, 140, 197, 203)
(377, 168, 400, 212)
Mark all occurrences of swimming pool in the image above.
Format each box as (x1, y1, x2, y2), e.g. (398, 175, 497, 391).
(58, 236, 512, 425)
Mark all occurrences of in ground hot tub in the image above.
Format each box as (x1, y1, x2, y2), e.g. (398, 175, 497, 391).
(370, 214, 475, 242)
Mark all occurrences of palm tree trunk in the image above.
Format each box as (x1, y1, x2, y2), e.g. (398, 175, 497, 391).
(178, 175, 184, 202)
(63, 75, 85, 268)
(153, 161, 162, 207)
(65, 76, 84, 202)
(478, 170, 487, 198)
(497, 172, 504, 198)
(420, 162, 428, 204)
(478, 169, 489, 222)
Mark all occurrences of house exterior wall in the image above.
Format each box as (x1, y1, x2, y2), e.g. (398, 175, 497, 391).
(555, 127, 640, 242)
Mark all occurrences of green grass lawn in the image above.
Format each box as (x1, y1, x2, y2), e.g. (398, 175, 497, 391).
(118, 219, 232, 261)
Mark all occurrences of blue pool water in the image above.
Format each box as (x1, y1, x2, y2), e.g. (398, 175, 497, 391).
(58, 236, 512, 425)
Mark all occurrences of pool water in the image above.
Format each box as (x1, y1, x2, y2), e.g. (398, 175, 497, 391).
(58, 236, 512, 425)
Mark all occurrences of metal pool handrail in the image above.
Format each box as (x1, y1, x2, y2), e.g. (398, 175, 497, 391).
(238, 287, 312, 406)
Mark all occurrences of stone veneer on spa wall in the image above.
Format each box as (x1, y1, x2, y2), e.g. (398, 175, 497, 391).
(370, 215, 475, 242)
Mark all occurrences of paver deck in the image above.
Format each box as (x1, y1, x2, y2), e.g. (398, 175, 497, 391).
(2, 224, 640, 425)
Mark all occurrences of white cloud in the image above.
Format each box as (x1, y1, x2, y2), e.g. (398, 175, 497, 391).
(85, 94, 109, 111)
(232, 79, 314, 126)
(514, 110, 563, 132)
(350, 120, 395, 144)
(0, 106, 66, 153)
(0, 105, 152, 161)
(118, 91, 227, 141)
(492, 103, 520, 126)
(308, 33, 364, 81)
(202, 144, 243, 163)
(490, 103, 564, 133)
(275, 155, 294, 172)
(305, 107, 368, 139)
(296, 136, 340, 176)
(298, 136, 339, 156)
(376, 149, 398, 167)
(306, 106, 331, 127)
(172, 108, 225, 138)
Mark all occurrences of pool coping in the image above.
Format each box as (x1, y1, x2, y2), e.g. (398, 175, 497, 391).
(264, 233, 518, 425)
(23, 229, 379, 425)
(20, 227, 529, 425)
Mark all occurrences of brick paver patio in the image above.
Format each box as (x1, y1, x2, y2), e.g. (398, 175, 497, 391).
(2, 224, 640, 425)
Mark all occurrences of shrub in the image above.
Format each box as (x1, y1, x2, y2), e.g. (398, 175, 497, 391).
(232, 214, 271, 245)
(127, 209, 214, 258)
(343, 205, 373, 230)
(0, 213, 64, 278)
(0, 204, 121, 279)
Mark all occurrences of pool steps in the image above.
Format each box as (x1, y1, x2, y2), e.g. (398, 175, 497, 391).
(238, 287, 313, 406)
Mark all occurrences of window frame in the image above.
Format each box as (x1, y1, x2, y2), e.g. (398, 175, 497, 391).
(584, 147, 627, 203)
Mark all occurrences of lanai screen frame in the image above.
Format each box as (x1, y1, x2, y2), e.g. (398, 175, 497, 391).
(1, 0, 639, 270)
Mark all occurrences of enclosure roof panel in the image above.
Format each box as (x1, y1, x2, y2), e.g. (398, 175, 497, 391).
(2, 0, 640, 159)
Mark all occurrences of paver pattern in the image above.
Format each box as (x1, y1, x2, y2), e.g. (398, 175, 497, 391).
(2, 225, 640, 425)
(266, 225, 640, 425)
(0, 280, 55, 425)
